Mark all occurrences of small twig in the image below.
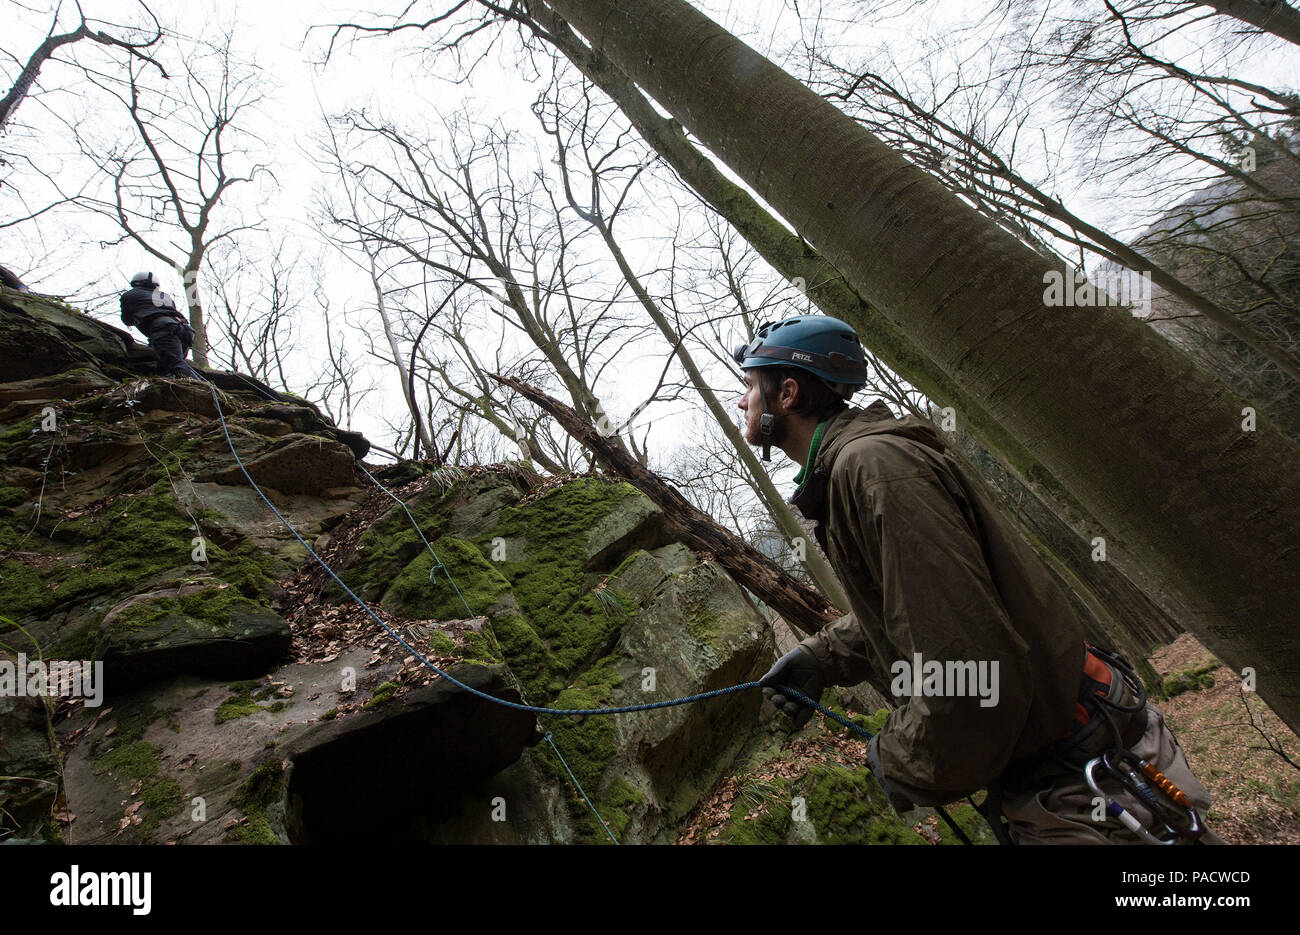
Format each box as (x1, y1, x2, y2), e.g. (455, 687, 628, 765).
(1241, 685, 1300, 772)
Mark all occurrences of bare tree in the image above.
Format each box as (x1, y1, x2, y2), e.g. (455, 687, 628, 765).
(324, 106, 653, 469)
(204, 237, 302, 388)
(65, 28, 268, 366)
(0, 1, 164, 133)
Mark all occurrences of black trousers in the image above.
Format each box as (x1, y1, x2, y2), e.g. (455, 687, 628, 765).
(143, 316, 200, 378)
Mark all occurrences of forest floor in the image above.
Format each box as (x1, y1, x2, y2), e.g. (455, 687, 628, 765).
(1150, 633, 1300, 844)
(679, 632, 1300, 845)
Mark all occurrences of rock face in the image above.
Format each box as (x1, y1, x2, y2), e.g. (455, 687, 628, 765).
(0, 290, 785, 844)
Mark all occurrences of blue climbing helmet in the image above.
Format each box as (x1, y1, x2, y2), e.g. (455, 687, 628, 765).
(731, 315, 868, 461)
(731, 315, 868, 388)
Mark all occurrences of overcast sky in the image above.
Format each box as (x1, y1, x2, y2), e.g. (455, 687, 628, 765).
(3, 0, 1296, 495)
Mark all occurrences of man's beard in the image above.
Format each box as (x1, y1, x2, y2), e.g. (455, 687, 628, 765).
(749, 409, 788, 448)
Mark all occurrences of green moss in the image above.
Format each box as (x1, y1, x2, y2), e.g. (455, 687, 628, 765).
(538, 662, 626, 843)
(1161, 664, 1217, 698)
(215, 691, 261, 724)
(228, 759, 286, 845)
(684, 606, 720, 645)
(385, 536, 511, 620)
(60, 484, 196, 580)
(472, 481, 634, 684)
(459, 630, 499, 663)
(721, 776, 795, 845)
(78, 588, 271, 671)
(822, 706, 890, 737)
(0, 482, 217, 625)
(803, 763, 920, 844)
(338, 476, 638, 710)
(596, 778, 645, 841)
(215, 677, 286, 723)
(99, 739, 161, 778)
(0, 486, 27, 508)
(486, 613, 549, 701)
(140, 775, 183, 817)
(0, 559, 59, 624)
(95, 739, 183, 834)
(363, 680, 400, 709)
(321, 707, 338, 720)
(335, 495, 452, 601)
(427, 631, 458, 655)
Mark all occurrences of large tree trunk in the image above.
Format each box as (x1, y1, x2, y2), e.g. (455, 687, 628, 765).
(1197, 0, 1300, 47)
(542, 0, 1300, 731)
(531, 2, 1182, 668)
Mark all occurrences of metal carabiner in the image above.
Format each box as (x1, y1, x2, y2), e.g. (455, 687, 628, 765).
(1084, 756, 1176, 845)
(1117, 749, 1204, 841)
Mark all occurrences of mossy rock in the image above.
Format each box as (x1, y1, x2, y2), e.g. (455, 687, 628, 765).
(1161, 664, 1217, 698)
(228, 758, 288, 845)
(0, 483, 198, 623)
(99, 589, 291, 692)
(382, 536, 511, 620)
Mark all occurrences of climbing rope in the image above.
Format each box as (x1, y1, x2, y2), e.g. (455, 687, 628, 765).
(206, 381, 974, 844)
(355, 464, 624, 841)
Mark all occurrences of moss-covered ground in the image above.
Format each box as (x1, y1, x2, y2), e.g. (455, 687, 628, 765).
(227, 758, 286, 844)
(88, 701, 185, 839)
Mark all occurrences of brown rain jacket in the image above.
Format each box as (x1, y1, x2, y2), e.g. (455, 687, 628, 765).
(790, 400, 1088, 807)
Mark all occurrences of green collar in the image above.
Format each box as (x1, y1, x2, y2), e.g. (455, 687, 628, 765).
(792, 419, 829, 493)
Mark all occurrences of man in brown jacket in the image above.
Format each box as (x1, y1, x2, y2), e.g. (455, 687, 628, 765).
(737, 315, 1217, 843)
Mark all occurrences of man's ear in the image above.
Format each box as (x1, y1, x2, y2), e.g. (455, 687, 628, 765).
(781, 375, 800, 412)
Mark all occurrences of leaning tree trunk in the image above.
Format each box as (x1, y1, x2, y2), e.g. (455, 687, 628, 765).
(1197, 0, 1300, 48)
(541, 0, 1300, 732)
(492, 372, 843, 633)
(531, 2, 1181, 665)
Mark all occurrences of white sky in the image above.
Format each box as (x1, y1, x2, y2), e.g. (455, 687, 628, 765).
(2, 0, 1296, 497)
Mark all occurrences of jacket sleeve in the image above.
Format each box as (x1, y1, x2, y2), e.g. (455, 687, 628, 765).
(803, 443, 1036, 806)
(801, 611, 875, 687)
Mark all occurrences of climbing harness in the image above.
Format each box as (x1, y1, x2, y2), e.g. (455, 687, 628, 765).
(992, 644, 1206, 845)
(206, 381, 975, 844)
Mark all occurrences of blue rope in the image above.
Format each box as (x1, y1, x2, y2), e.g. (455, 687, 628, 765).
(206, 386, 871, 725)
(542, 731, 619, 844)
(205, 383, 918, 841)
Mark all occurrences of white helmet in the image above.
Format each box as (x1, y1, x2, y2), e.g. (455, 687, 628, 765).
(130, 271, 158, 288)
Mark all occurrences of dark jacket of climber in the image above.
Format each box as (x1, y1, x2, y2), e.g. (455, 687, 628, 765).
(734, 314, 1219, 844)
(119, 271, 202, 379)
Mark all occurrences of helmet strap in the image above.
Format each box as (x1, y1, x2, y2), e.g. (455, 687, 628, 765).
(759, 412, 774, 462)
(758, 375, 777, 462)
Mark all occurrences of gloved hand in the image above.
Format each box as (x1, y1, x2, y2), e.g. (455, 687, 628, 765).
(868, 734, 915, 813)
(758, 645, 826, 729)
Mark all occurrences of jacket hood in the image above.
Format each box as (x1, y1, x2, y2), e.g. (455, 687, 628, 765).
(791, 399, 948, 517)
(818, 400, 947, 463)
